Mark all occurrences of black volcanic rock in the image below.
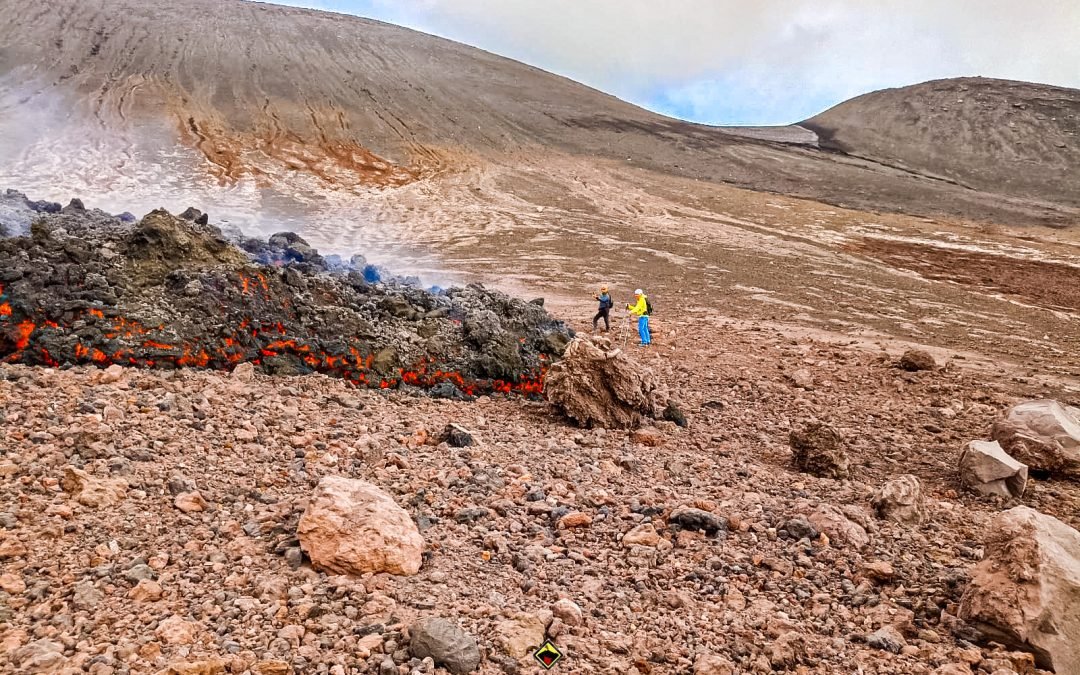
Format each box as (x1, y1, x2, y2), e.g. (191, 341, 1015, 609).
(0, 196, 568, 396)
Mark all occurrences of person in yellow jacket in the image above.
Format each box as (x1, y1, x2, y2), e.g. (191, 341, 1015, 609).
(626, 289, 651, 346)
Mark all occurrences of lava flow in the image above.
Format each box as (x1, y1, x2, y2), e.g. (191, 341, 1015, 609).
(0, 208, 570, 397)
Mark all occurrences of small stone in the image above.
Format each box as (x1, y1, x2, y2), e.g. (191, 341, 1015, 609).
(231, 362, 255, 382)
(630, 427, 664, 447)
(99, 363, 125, 384)
(129, 579, 163, 602)
(622, 523, 660, 547)
(867, 625, 906, 653)
(284, 547, 304, 570)
(0, 572, 26, 594)
(669, 508, 725, 535)
(495, 613, 546, 659)
(860, 561, 896, 583)
(899, 349, 936, 371)
(551, 599, 583, 627)
(790, 422, 849, 479)
(872, 475, 928, 525)
(158, 660, 227, 675)
(408, 617, 480, 674)
(0, 537, 27, 559)
(12, 639, 66, 673)
(174, 491, 209, 513)
(297, 476, 423, 577)
(557, 512, 592, 529)
(155, 615, 199, 645)
(694, 653, 735, 675)
(442, 424, 476, 448)
(126, 564, 157, 583)
(783, 516, 818, 540)
(786, 368, 815, 389)
(72, 580, 104, 609)
(61, 466, 127, 508)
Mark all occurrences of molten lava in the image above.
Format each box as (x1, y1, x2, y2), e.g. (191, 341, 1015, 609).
(14, 321, 35, 351)
(1, 298, 548, 397)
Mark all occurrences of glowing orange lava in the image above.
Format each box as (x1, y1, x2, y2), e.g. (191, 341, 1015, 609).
(1, 288, 549, 396)
(14, 321, 34, 350)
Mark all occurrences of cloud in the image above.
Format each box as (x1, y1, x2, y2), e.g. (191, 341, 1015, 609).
(258, 0, 1080, 125)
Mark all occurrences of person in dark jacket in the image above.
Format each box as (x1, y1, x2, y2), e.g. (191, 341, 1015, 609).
(593, 286, 613, 332)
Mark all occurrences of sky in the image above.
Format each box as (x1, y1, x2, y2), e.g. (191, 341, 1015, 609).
(259, 0, 1080, 126)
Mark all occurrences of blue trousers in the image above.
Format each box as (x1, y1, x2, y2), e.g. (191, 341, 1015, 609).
(638, 316, 651, 345)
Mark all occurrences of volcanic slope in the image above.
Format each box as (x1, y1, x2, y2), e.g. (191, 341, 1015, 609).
(0, 0, 1077, 226)
(804, 77, 1080, 215)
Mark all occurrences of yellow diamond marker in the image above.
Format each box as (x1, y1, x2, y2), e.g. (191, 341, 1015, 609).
(533, 640, 563, 670)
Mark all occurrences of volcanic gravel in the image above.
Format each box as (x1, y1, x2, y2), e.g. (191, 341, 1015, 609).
(2, 320, 1077, 674)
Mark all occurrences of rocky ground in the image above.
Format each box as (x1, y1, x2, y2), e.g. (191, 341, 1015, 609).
(3, 314, 1078, 674)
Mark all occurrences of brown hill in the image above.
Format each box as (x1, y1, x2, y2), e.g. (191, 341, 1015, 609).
(804, 77, 1080, 215)
(0, 0, 1077, 226)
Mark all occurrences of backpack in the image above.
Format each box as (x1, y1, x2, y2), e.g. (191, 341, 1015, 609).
(645, 297, 654, 316)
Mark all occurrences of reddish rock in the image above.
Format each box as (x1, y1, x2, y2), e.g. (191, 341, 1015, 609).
(155, 615, 199, 645)
(545, 335, 665, 429)
(297, 476, 423, 576)
(61, 466, 127, 508)
(174, 490, 209, 513)
(558, 512, 592, 529)
(959, 506, 1080, 673)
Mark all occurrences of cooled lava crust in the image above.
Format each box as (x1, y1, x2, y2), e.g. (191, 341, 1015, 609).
(0, 193, 570, 397)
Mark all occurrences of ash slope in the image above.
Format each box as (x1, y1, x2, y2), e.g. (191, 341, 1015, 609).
(804, 78, 1080, 212)
(0, 0, 1077, 225)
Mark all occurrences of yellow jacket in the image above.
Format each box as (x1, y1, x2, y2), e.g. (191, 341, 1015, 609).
(627, 295, 648, 317)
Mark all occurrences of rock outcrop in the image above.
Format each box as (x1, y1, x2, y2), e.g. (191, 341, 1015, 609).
(297, 477, 423, 576)
(545, 336, 665, 429)
(959, 506, 1080, 673)
(991, 400, 1080, 478)
(959, 440, 1028, 498)
(790, 423, 850, 479)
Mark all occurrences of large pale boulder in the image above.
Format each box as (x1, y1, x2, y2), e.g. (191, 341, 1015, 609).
(545, 335, 665, 429)
(959, 506, 1080, 673)
(871, 474, 928, 525)
(297, 476, 423, 576)
(959, 440, 1028, 498)
(991, 400, 1080, 478)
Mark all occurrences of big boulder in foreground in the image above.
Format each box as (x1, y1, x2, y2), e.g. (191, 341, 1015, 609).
(297, 477, 423, 576)
(545, 335, 665, 429)
(959, 506, 1080, 673)
(991, 400, 1080, 479)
